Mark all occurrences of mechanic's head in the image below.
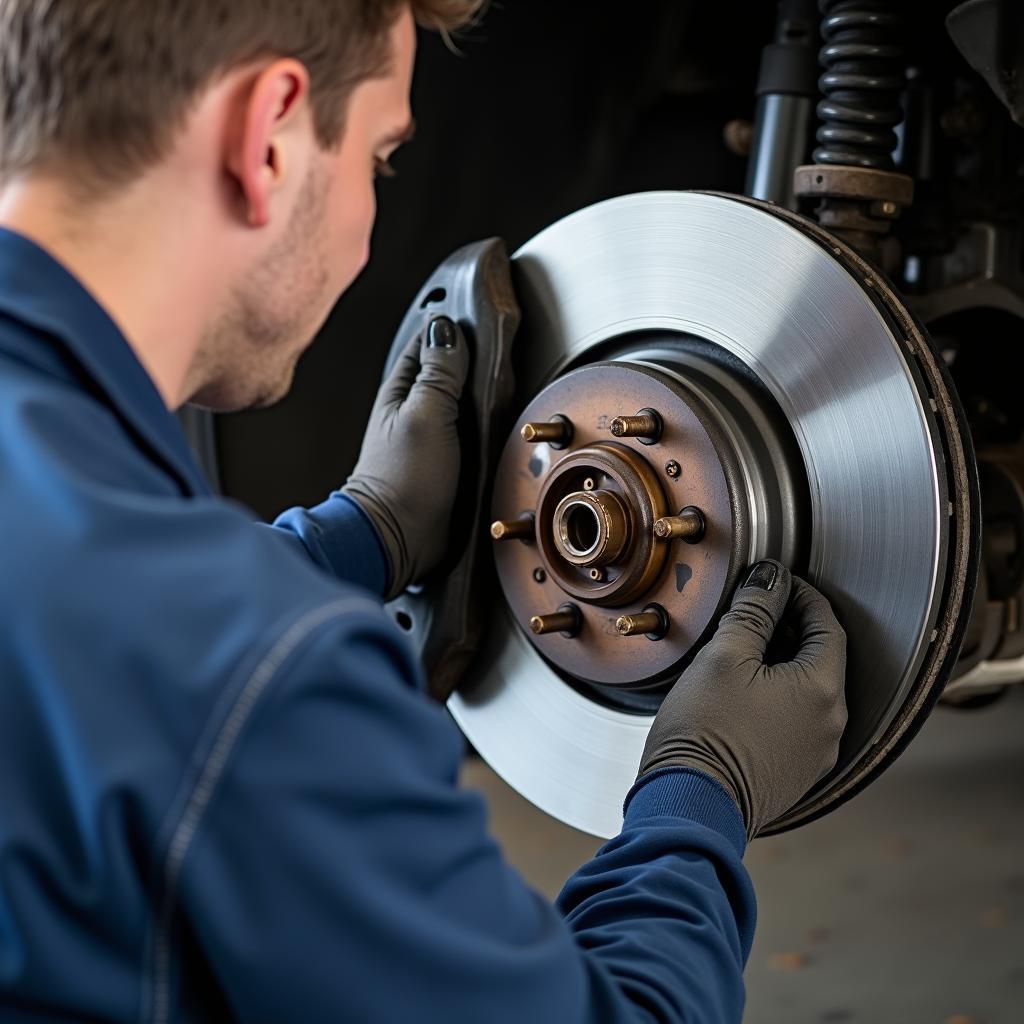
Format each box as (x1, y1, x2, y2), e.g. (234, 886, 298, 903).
(0, 0, 480, 410)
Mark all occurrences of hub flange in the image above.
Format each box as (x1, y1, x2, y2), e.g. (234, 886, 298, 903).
(491, 362, 739, 688)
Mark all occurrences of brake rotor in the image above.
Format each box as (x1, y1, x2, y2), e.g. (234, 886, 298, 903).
(450, 191, 978, 838)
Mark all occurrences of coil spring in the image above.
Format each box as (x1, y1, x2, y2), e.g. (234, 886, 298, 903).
(813, 0, 904, 169)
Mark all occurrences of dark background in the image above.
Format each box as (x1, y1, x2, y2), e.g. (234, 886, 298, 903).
(215, 1, 775, 519)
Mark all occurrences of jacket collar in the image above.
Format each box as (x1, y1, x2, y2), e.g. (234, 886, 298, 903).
(0, 227, 211, 496)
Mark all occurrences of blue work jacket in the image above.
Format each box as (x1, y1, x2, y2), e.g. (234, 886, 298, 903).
(0, 228, 755, 1023)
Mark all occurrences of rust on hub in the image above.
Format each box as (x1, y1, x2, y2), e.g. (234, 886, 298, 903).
(654, 508, 705, 543)
(534, 442, 669, 608)
(615, 606, 668, 639)
(521, 415, 573, 448)
(610, 408, 662, 444)
(552, 489, 629, 567)
(529, 605, 582, 637)
(491, 362, 736, 687)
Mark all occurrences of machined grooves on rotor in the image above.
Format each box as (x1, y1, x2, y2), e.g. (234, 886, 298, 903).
(725, 194, 979, 834)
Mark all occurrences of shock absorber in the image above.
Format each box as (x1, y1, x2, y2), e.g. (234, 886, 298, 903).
(745, 0, 819, 210)
(793, 0, 915, 269)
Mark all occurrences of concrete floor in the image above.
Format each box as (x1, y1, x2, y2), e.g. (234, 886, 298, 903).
(461, 688, 1024, 1023)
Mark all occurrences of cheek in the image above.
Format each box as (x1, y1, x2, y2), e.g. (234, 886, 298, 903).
(329, 165, 377, 285)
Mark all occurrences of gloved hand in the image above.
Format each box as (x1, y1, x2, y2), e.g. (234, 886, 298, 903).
(637, 559, 847, 838)
(344, 317, 470, 601)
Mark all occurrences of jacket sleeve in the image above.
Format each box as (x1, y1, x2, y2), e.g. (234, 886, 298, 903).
(265, 491, 389, 597)
(171, 603, 756, 1024)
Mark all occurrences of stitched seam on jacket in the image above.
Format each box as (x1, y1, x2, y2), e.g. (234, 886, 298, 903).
(143, 597, 379, 1024)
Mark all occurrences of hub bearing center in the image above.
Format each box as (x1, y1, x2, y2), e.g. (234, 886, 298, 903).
(553, 490, 627, 565)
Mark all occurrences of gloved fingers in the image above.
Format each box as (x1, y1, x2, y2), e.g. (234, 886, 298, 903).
(785, 576, 847, 675)
(713, 559, 793, 663)
(377, 333, 424, 409)
(407, 316, 471, 415)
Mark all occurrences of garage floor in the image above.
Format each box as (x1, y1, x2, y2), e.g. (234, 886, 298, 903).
(461, 689, 1024, 1023)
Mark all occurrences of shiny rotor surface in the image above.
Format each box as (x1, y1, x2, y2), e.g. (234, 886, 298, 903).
(451, 191, 946, 838)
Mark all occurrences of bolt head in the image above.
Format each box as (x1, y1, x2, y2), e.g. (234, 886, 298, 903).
(666, 460, 681, 479)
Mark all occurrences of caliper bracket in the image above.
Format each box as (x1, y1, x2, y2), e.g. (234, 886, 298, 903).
(384, 239, 520, 702)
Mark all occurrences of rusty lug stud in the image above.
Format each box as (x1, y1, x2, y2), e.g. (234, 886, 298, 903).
(529, 603, 582, 638)
(491, 515, 535, 542)
(609, 408, 663, 444)
(521, 415, 573, 448)
(653, 507, 706, 543)
(615, 604, 669, 641)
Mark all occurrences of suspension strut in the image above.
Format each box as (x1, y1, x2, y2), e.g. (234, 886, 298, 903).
(794, 0, 915, 268)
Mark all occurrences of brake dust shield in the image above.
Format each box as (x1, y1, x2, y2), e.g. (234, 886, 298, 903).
(449, 192, 978, 838)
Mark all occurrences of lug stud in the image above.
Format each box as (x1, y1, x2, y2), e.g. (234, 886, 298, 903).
(521, 415, 573, 448)
(615, 604, 669, 640)
(530, 603, 582, 637)
(653, 507, 705, 543)
(610, 408, 663, 444)
(491, 515, 535, 542)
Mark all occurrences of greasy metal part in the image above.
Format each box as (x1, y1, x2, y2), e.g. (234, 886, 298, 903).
(794, 163, 914, 267)
(793, 3, 912, 269)
(384, 238, 520, 703)
(654, 509, 706, 543)
(450, 192, 976, 839)
(530, 605, 582, 638)
(534, 440, 673, 610)
(616, 605, 669, 640)
(521, 416, 572, 448)
(610, 409, 663, 443)
(490, 362, 736, 688)
(794, 163, 915, 207)
(490, 516, 535, 542)
(552, 490, 629, 567)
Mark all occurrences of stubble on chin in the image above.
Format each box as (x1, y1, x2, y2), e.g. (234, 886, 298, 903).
(186, 166, 332, 413)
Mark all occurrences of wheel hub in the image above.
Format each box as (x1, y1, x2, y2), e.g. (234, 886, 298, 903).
(491, 361, 745, 687)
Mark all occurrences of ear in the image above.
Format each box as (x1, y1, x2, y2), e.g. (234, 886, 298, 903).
(227, 59, 311, 228)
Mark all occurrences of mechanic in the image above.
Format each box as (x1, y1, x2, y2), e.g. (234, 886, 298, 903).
(0, 2, 847, 1022)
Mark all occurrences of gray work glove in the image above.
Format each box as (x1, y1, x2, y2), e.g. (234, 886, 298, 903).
(343, 317, 470, 601)
(638, 560, 847, 838)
